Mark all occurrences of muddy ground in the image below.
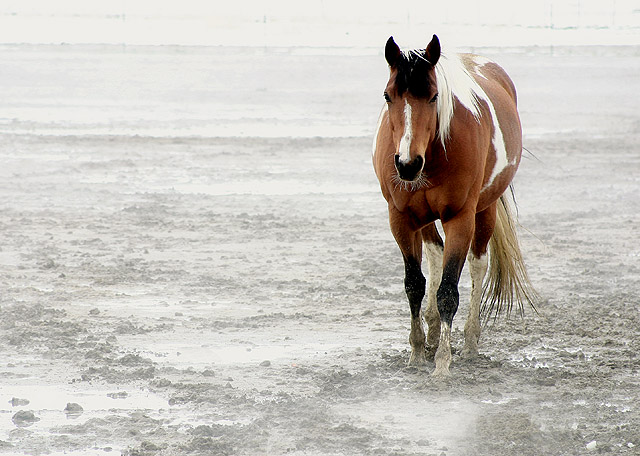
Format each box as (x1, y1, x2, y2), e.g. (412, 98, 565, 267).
(1, 44, 639, 455)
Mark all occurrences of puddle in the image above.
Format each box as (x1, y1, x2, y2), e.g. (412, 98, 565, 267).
(0, 383, 168, 437)
(42, 451, 116, 456)
(126, 334, 343, 370)
(0, 123, 373, 140)
(481, 397, 517, 405)
(509, 344, 590, 369)
(171, 180, 375, 196)
(79, 291, 260, 322)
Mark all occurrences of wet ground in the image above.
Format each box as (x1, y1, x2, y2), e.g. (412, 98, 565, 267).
(1, 44, 639, 455)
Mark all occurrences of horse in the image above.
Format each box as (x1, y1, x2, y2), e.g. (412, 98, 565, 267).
(372, 35, 537, 377)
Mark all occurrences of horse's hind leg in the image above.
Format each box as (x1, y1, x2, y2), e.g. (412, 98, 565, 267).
(462, 203, 496, 358)
(421, 223, 443, 357)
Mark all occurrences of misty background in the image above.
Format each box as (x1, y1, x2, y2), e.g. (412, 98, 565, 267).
(0, 0, 638, 48)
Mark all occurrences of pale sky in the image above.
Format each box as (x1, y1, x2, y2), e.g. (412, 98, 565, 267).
(0, 0, 637, 47)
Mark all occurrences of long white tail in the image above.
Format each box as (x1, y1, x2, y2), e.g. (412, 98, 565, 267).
(481, 192, 539, 321)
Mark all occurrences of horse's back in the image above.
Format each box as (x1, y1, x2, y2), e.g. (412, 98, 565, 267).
(462, 54, 518, 106)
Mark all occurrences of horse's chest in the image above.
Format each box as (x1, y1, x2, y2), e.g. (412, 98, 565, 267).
(390, 191, 438, 227)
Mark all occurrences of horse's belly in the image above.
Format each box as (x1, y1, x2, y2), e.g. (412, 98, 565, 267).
(477, 162, 518, 212)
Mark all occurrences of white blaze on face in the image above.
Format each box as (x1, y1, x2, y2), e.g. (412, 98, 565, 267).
(397, 99, 413, 164)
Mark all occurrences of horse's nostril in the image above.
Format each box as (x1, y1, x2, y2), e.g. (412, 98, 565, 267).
(395, 155, 424, 181)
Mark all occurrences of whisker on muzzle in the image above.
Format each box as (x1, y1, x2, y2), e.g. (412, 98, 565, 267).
(391, 172, 431, 192)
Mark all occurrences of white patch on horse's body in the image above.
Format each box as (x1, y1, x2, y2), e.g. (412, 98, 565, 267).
(474, 65, 515, 189)
(472, 55, 492, 66)
(471, 55, 492, 78)
(372, 104, 388, 157)
(482, 92, 511, 187)
(397, 99, 413, 164)
(434, 53, 514, 188)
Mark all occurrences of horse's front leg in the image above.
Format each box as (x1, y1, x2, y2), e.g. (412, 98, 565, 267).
(433, 210, 475, 377)
(390, 209, 427, 366)
(404, 251, 427, 366)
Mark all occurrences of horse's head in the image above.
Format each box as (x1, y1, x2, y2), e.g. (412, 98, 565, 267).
(384, 35, 441, 183)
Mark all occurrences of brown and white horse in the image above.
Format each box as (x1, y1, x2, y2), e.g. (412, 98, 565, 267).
(373, 35, 537, 377)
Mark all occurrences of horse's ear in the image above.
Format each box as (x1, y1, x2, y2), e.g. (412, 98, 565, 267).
(385, 36, 401, 67)
(425, 34, 441, 66)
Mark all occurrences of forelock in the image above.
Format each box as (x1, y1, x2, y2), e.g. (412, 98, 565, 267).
(394, 49, 435, 98)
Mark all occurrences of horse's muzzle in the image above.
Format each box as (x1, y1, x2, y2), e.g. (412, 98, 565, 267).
(394, 154, 424, 182)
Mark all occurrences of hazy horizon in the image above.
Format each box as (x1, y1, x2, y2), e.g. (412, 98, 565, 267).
(0, 0, 638, 48)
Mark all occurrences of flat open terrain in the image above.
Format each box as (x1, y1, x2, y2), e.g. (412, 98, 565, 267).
(1, 44, 639, 455)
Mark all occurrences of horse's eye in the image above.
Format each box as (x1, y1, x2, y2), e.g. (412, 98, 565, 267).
(384, 92, 392, 103)
(430, 93, 439, 103)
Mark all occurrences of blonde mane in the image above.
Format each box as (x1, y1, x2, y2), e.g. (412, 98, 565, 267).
(434, 54, 485, 147)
